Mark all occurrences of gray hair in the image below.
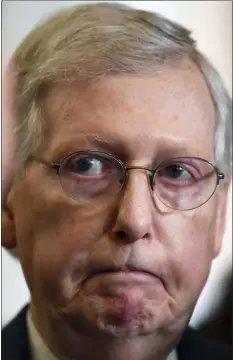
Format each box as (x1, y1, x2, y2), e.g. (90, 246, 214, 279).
(13, 2, 232, 174)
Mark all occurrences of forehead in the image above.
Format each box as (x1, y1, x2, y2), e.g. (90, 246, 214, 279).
(40, 59, 216, 161)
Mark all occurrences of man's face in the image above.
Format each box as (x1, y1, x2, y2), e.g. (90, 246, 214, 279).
(5, 60, 228, 339)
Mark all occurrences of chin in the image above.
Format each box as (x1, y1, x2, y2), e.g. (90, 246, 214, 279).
(56, 274, 182, 339)
(59, 293, 174, 340)
(96, 314, 156, 339)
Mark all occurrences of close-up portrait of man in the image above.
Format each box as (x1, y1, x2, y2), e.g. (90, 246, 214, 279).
(2, 2, 232, 360)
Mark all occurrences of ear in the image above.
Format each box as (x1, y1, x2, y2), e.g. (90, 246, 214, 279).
(2, 201, 16, 250)
(213, 174, 232, 258)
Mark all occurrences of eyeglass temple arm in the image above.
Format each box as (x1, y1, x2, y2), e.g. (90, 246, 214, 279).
(49, 163, 60, 174)
(216, 168, 225, 184)
(34, 158, 60, 172)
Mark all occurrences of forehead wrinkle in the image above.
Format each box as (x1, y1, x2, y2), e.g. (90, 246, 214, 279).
(40, 63, 216, 164)
(85, 132, 115, 146)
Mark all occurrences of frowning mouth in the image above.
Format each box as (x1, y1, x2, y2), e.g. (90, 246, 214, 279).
(87, 268, 161, 284)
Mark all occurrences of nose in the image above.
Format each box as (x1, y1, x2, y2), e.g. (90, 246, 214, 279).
(112, 170, 153, 243)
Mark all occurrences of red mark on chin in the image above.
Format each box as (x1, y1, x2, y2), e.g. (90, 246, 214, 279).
(109, 291, 141, 322)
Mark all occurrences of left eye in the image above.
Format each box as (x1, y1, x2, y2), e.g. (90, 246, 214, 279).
(159, 165, 192, 181)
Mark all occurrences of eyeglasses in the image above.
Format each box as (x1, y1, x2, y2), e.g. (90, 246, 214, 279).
(35, 150, 225, 211)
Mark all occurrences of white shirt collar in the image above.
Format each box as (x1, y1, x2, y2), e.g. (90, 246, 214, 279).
(27, 311, 59, 360)
(27, 310, 178, 360)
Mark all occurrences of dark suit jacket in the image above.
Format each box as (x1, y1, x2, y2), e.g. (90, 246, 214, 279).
(2, 306, 232, 360)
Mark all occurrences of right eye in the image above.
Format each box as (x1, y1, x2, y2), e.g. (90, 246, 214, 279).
(62, 152, 123, 181)
(76, 157, 103, 175)
(65, 155, 105, 177)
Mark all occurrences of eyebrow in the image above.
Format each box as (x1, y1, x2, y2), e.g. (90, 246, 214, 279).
(48, 132, 211, 164)
(48, 132, 121, 161)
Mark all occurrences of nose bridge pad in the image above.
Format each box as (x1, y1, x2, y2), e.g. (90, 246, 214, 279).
(149, 171, 155, 191)
(124, 167, 154, 192)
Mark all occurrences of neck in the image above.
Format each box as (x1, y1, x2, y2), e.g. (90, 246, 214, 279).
(30, 303, 181, 360)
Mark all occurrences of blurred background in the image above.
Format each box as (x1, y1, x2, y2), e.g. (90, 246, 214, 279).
(2, 0, 232, 339)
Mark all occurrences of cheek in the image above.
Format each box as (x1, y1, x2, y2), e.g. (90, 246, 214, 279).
(164, 208, 216, 302)
(12, 178, 115, 308)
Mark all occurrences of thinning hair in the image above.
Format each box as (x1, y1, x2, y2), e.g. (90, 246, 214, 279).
(13, 2, 232, 174)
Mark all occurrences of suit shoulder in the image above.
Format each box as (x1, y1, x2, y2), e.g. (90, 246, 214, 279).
(177, 326, 232, 360)
(2, 306, 31, 360)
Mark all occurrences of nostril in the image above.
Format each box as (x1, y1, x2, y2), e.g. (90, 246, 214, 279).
(117, 231, 127, 240)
